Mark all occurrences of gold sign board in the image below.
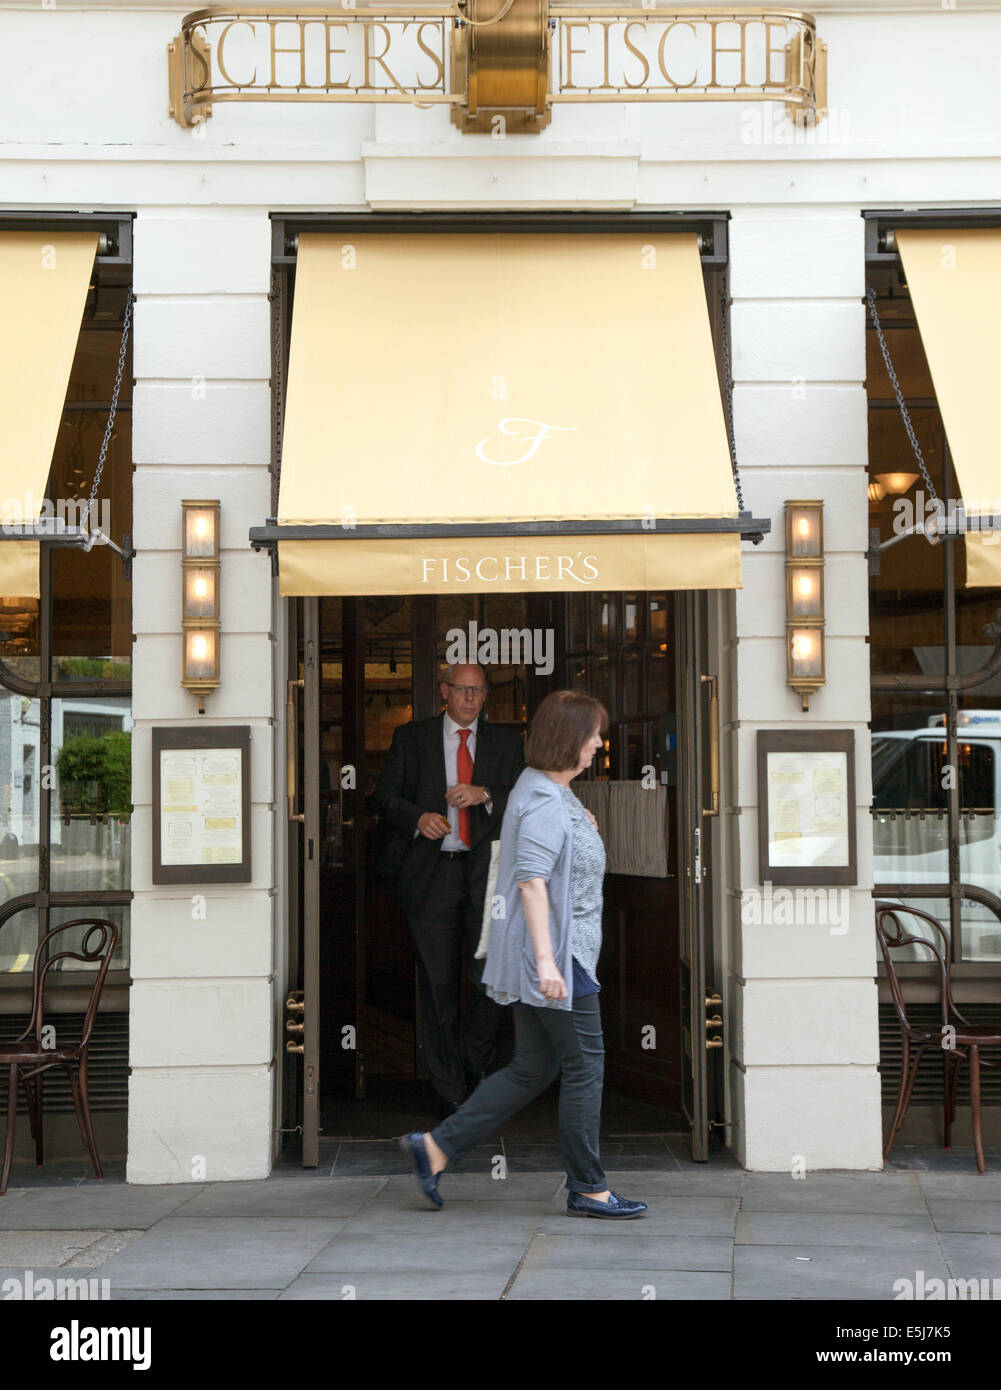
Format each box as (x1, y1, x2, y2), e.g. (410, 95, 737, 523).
(169, 4, 825, 135)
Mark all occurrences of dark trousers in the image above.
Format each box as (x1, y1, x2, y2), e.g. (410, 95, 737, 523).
(409, 855, 504, 1105)
(429, 991, 606, 1194)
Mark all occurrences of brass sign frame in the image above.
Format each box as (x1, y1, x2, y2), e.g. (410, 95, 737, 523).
(168, 5, 826, 134)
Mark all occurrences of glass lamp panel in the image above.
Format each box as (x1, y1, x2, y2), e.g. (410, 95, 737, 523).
(789, 627, 824, 680)
(183, 505, 219, 559)
(184, 567, 218, 620)
(787, 504, 822, 559)
(184, 627, 218, 682)
(788, 565, 823, 619)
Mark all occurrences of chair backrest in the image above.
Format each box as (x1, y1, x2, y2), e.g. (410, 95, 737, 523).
(874, 901, 962, 1036)
(20, 918, 119, 1054)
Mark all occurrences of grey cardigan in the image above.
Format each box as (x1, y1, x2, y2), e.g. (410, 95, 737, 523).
(481, 766, 578, 1011)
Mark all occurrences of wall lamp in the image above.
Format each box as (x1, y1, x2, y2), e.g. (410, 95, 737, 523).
(785, 500, 825, 711)
(181, 500, 220, 712)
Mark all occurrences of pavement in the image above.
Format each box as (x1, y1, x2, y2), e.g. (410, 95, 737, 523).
(2, 1143, 1001, 1301)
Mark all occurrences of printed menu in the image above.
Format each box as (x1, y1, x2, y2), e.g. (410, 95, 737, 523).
(766, 749, 849, 868)
(160, 747, 243, 865)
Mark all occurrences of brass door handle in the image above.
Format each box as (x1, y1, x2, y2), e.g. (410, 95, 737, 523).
(286, 678, 304, 823)
(700, 673, 720, 818)
(339, 776, 354, 830)
(706, 1037, 723, 1049)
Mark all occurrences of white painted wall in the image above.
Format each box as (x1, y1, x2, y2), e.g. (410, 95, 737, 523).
(1, 0, 998, 1175)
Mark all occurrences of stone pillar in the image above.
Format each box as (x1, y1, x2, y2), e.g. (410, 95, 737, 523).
(127, 211, 276, 1183)
(726, 208, 883, 1170)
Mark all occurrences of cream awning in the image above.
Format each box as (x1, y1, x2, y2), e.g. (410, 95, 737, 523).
(0, 230, 98, 598)
(896, 229, 1001, 588)
(274, 231, 746, 596)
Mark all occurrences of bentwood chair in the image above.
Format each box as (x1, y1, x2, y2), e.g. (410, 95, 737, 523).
(0, 918, 119, 1195)
(875, 902, 1001, 1174)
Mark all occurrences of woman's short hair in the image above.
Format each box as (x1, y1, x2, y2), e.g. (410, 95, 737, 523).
(525, 690, 609, 772)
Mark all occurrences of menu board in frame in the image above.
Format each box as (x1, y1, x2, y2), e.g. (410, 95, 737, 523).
(152, 726, 251, 884)
(756, 729, 857, 886)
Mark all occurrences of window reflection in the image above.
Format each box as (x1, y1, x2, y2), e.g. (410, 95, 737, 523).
(867, 266, 1001, 964)
(0, 905, 41, 975)
(52, 697, 132, 894)
(46, 903, 129, 975)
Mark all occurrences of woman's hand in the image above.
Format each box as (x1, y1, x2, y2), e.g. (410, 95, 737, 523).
(537, 958, 568, 1002)
(583, 808, 599, 832)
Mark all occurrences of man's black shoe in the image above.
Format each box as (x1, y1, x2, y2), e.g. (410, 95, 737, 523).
(398, 1132, 444, 1209)
(566, 1190, 647, 1219)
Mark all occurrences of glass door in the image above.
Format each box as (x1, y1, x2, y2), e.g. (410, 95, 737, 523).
(676, 590, 721, 1160)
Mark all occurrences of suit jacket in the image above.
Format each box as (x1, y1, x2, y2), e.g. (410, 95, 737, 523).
(370, 712, 526, 918)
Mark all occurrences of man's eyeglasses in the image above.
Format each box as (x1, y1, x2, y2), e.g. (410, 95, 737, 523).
(446, 683, 488, 698)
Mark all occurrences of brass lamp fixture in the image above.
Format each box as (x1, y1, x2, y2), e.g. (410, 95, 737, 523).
(181, 500, 220, 712)
(785, 500, 825, 710)
(874, 471, 919, 496)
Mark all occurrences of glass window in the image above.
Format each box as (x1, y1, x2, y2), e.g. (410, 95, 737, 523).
(0, 266, 133, 977)
(51, 697, 132, 894)
(0, 904, 41, 975)
(868, 263, 1001, 963)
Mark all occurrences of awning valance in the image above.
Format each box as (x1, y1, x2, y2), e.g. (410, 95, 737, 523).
(269, 230, 756, 596)
(896, 229, 1001, 588)
(0, 230, 98, 598)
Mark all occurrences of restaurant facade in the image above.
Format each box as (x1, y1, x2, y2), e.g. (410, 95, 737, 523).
(1, 0, 1000, 1183)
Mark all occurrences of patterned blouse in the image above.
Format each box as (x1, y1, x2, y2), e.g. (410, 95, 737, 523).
(555, 782, 606, 986)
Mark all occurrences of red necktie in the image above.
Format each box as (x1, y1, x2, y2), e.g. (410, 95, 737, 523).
(457, 728, 473, 848)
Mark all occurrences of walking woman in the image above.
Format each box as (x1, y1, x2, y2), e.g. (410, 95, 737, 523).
(400, 690, 647, 1220)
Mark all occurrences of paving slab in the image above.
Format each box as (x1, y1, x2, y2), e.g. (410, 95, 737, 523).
(176, 1176, 386, 1218)
(607, 1169, 743, 1195)
(279, 1271, 512, 1299)
(733, 1245, 952, 1300)
(735, 1212, 944, 1250)
(521, 1231, 732, 1272)
(304, 1232, 531, 1275)
(373, 1172, 564, 1202)
(739, 1172, 927, 1214)
(925, 1199, 1001, 1233)
(939, 1232, 1001, 1282)
(506, 1268, 731, 1299)
(917, 1173, 1001, 1199)
(96, 1217, 349, 1290)
(0, 1184, 204, 1229)
(111, 1288, 282, 1301)
(339, 1206, 545, 1240)
(0, 1230, 124, 1266)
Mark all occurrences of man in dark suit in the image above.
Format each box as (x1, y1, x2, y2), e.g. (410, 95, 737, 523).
(371, 663, 525, 1114)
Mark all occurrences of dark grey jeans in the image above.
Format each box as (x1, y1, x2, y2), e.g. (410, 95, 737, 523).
(429, 991, 606, 1194)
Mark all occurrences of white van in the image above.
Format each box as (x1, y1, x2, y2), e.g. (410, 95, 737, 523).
(872, 711, 1001, 962)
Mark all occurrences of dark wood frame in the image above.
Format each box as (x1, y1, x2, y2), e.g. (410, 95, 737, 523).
(756, 728, 857, 886)
(152, 726, 251, 885)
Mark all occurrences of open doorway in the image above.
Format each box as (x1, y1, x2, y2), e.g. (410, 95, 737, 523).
(286, 590, 710, 1156)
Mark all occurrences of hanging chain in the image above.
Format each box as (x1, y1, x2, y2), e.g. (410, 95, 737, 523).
(83, 288, 133, 532)
(718, 282, 745, 513)
(865, 287, 938, 504)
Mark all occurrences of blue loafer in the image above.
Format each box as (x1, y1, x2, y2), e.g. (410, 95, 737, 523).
(399, 1132, 444, 1210)
(567, 1190, 647, 1219)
